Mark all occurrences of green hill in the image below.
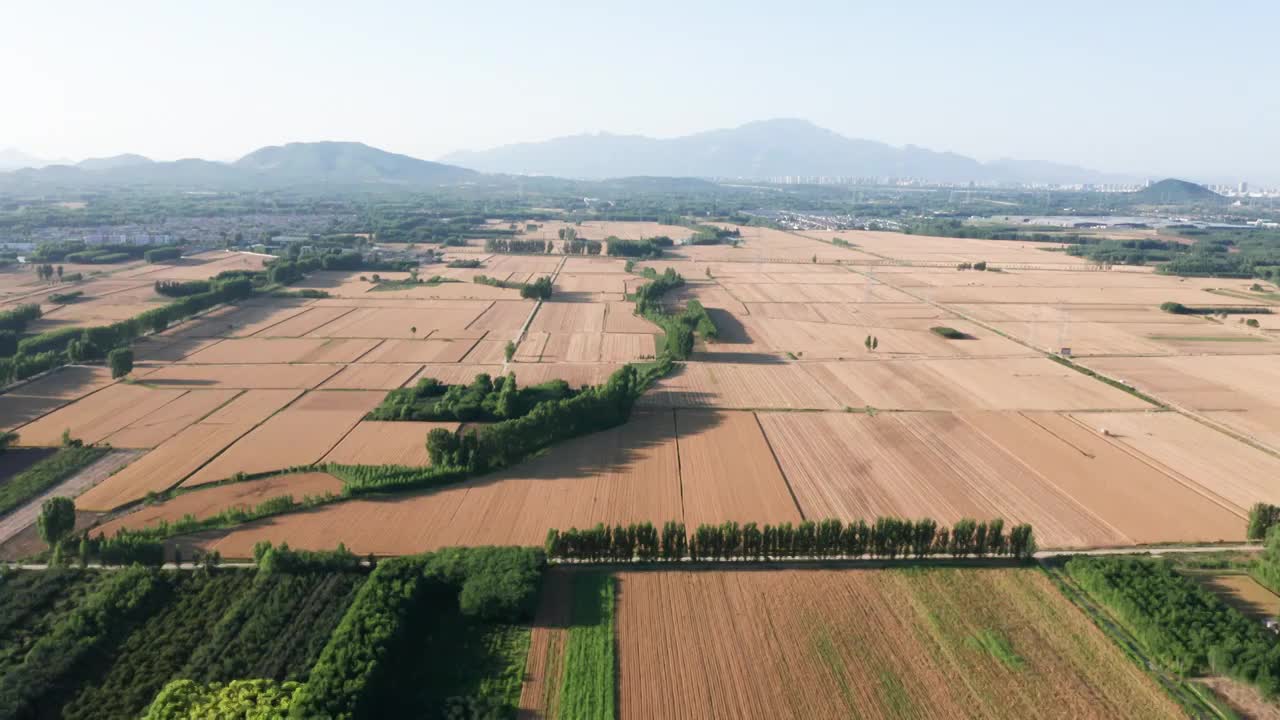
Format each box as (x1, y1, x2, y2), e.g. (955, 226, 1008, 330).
(234, 141, 477, 185)
(1130, 178, 1224, 204)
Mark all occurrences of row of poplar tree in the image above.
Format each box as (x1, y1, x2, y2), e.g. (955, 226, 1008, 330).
(544, 517, 1036, 563)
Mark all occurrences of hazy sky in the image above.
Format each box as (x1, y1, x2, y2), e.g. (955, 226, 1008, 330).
(4, 1, 1277, 183)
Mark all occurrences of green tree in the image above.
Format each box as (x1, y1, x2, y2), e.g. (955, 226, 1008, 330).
(37, 496, 76, 550)
(108, 347, 133, 379)
(1248, 503, 1280, 541)
(504, 340, 517, 362)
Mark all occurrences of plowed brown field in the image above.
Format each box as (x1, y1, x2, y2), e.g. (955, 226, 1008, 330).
(615, 568, 1182, 720)
(677, 410, 800, 527)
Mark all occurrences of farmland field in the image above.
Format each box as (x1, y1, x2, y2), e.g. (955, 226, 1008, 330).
(613, 568, 1182, 719)
(3, 220, 1279, 573)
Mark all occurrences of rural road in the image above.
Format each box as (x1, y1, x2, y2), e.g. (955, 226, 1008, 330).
(0, 449, 143, 546)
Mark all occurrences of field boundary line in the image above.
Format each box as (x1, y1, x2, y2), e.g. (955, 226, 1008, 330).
(346, 338, 386, 364)
(752, 411, 806, 521)
(450, 335, 488, 366)
(672, 408, 686, 525)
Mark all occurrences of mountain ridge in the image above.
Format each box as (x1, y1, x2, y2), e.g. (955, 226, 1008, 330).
(441, 118, 1133, 185)
(0, 142, 477, 188)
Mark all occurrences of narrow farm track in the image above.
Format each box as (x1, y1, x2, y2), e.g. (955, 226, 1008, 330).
(0, 449, 143, 545)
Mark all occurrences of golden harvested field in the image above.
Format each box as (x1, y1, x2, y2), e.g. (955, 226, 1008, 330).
(199, 410, 683, 557)
(178, 337, 380, 364)
(615, 568, 1182, 720)
(356, 338, 478, 363)
(721, 280, 917, 304)
(74, 389, 303, 510)
(181, 390, 384, 486)
(757, 410, 1247, 548)
(737, 314, 1032, 359)
(925, 284, 1266, 307)
(965, 411, 1241, 545)
(805, 229, 1093, 266)
(138, 363, 342, 389)
(803, 358, 1151, 411)
(101, 389, 241, 448)
(469, 300, 536, 332)
(1080, 355, 1280, 451)
(641, 362, 842, 410)
(308, 303, 492, 338)
(554, 273, 627, 295)
(13, 383, 188, 446)
(12, 221, 1280, 564)
(676, 410, 801, 527)
(198, 389, 303, 425)
(246, 306, 358, 337)
(93, 472, 345, 537)
(986, 319, 1273, 356)
(318, 363, 421, 390)
(1069, 410, 1280, 511)
(530, 301, 605, 333)
(462, 339, 510, 364)
(757, 411, 1124, 548)
(75, 423, 258, 511)
(603, 302, 661, 333)
(321, 421, 455, 466)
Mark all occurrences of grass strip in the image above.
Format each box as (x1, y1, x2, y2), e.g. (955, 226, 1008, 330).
(557, 573, 615, 720)
(0, 445, 107, 517)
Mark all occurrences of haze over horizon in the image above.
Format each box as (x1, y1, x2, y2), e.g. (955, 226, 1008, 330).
(4, 1, 1277, 184)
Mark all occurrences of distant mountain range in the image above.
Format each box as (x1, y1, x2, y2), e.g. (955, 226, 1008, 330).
(440, 119, 1135, 185)
(0, 121, 1151, 188)
(0, 142, 477, 189)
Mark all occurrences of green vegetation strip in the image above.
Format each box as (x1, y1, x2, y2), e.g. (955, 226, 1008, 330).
(546, 517, 1037, 562)
(1066, 556, 1280, 696)
(0, 445, 106, 517)
(557, 573, 616, 720)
